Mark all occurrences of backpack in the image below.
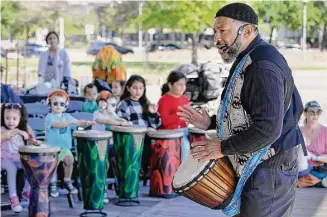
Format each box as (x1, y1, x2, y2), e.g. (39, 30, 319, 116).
(176, 62, 223, 103)
(176, 64, 201, 102)
(198, 61, 223, 102)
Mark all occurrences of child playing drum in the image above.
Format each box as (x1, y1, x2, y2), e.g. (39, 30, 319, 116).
(45, 89, 95, 197)
(116, 75, 161, 129)
(158, 71, 191, 161)
(1, 103, 41, 213)
(93, 90, 132, 131)
(82, 83, 98, 113)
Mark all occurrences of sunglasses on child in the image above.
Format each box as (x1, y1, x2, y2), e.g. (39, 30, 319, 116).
(3, 103, 22, 109)
(52, 101, 66, 107)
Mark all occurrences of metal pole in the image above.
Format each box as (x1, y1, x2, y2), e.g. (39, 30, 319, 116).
(5, 49, 8, 83)
(302, 0, 308, 59)
(16, 49, 19, 87)
(138, 0, 143, 48)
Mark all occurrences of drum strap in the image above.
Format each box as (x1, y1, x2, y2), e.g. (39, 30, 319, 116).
(217, 42, 275, 216)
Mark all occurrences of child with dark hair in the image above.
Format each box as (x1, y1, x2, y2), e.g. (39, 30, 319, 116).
(82, 83, 98, 113)
(117, 75, 161, 128)
(111, 80, 126, 101)
(158, 71, 190, 161)
(0, 103, 39, 212)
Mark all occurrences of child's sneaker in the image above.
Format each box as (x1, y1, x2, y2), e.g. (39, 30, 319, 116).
(22, 190, 31, 201)
(64, 180, 78, 194)
(103, 191, 109, 204)
(322, 177, 327, 188)
(50, 183, 59, 198)
(9, 196, 23, 213)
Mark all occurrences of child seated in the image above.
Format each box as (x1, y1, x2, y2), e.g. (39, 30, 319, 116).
(93, 90, 132, 131)
(82, 83, 98, 113)
(1, 103, 41, 212)
(45, 89, 95, 197)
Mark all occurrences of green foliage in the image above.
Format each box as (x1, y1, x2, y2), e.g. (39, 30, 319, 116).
(138, 0, 226, 34)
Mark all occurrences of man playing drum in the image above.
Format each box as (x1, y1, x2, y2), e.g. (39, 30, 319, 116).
(178, 3, 304, 217)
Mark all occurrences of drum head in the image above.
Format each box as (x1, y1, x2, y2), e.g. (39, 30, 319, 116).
(147, 129, 183, 139)
(173, 154, 210, 188)
(19, 144, 60, 153)
(110, 126, 147, 134)
(73, 130, 112, 140)
(189, 128, 217, 138)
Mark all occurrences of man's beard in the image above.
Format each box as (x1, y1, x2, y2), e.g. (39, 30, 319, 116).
(221, 39, 242, 63)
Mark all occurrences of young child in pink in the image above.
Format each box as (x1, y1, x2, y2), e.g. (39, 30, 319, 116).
(1, 103, 40, 213)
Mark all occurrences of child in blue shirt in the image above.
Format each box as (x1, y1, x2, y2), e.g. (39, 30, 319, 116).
(82, 83, 98, 113)
(45, 89, 94, 197)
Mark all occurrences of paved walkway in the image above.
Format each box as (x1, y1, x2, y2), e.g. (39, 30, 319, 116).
(1, 184, 326, 217)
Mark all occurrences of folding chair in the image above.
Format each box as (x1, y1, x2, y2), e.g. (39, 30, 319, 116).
(70, 112, 93, 121)
(66, 100, 84, 113)
(28, 117, 45, 141)
(25, 103, 49, 118)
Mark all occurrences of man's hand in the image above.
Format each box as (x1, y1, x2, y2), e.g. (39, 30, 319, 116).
(191, 138, 224, 161)
(177, 104, 211, 130)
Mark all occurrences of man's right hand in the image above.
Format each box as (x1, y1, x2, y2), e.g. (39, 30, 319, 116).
(177, 104, 211, 130)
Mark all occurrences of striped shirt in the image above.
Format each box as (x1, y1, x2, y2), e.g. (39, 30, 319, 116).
(117, 98, 161, 129)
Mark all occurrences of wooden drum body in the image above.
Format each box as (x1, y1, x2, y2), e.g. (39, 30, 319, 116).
(173, 128, 236, 209)
(19, 144, 60, 217)
(73, 130, 112, 211)
(110, 126, 147, 206)
(147, 130, 183, 198)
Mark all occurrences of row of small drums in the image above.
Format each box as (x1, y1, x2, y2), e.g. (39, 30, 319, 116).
(19, 127, 236, 216)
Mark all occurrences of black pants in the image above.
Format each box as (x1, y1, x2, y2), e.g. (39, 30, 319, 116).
(240, 146, 299, 217)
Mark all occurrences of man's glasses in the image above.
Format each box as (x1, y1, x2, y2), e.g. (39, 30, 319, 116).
(52, 102, 66, 107)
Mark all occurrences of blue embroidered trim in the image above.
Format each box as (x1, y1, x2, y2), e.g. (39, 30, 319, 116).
(217, 53, 270, 216)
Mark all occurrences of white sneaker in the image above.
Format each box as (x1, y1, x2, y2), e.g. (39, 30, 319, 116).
(103, 192, 109, 204)
(50, 183, 59, 198)
(321, 177, 327, 188)
(10, 196, 23, 213)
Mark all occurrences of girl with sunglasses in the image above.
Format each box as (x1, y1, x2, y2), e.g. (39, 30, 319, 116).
(45, 89, 95, 197)
(297, 101, 327, 188)
(0, 103, 39, 212)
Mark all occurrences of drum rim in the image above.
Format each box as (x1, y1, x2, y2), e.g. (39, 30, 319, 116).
(18, 145, 60, 153)
(110, 126, 147, 134)
(73, 130, 112, 139)
(147, 130, 183, 139)
(173, 159, 216, 191)
(189, 128, 217, 135)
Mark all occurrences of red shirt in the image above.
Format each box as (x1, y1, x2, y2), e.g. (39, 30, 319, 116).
(158, 94, 190, 129)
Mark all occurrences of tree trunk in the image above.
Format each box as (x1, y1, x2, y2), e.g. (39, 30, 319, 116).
(191, 33, 199, 65)
(269, 26, 275, 44)
(319, 25, 325, 51)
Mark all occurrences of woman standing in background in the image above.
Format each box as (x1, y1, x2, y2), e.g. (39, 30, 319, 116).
(38, 31, 72, 88)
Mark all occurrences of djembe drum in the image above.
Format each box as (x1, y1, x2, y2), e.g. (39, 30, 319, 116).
(173, 129, 236, 209)
(189, 127, 217, 144)
(73, 130, 112, 217)
(19, 144, 60, 217)
(110, 126, 147, 206)
(147, 130, 183, 198)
